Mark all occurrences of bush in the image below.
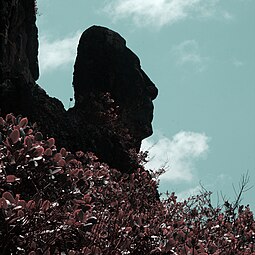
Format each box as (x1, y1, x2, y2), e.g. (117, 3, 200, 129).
(0, 113, 254, 254)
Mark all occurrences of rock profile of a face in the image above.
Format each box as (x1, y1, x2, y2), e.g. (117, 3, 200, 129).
(0, 7, 158, 172)
(73, 26, 158, 153)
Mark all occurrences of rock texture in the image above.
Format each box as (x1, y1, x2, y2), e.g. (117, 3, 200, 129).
(0, 0, 39, 83)
(0, 1, 158, 172)
(70, 26, 158, 170)
(73, 26, 158, 147)
(0, 0, 69, 154)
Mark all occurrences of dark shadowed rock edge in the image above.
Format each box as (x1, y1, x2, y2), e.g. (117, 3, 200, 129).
(0, 0, 158, 172)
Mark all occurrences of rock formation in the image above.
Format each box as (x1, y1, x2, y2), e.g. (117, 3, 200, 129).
(0, 0, 69, 154)
(72, 26, 158, 148)
(0, 1, 158, 172)
(70, 26, 158, 170)
(0, 0, 39, 83)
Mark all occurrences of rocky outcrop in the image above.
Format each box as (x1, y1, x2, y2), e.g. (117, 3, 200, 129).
(0, 0, 69, 154)
(0, 1, 158, 172)
(73, 26, 158, 147)
(70, 25, 158, 170)
(0, 0, 39, 83)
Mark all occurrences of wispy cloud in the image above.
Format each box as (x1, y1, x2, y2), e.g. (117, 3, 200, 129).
(222, 11, 234, 21)
(39, 31, 81, 74)
(233, 58, 244, 68)
(176, 185, 202, 200)
(171, 40, 207, 72)
(103, 0, 226, 28)
(141, 131, 210, 182)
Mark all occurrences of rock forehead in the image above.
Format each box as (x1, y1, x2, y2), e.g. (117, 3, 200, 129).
(73, 25, 144, 103)
(80, 25, 126, 49)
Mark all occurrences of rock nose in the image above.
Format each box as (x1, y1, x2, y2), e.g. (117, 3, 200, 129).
(140, 69, 158, 100)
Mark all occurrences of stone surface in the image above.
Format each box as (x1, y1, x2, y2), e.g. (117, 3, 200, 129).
(71, 26, 158, 168)
(0, 1, 158, 172)
(72, 25, 158, 151)
(0, 0, 39, 83)
(0, 0, 68, 150)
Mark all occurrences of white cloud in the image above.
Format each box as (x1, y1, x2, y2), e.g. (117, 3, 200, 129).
(104, 0, 222, 27)
(176, 185, 201, 200)
(222, 11, 233, 21)
(141, 131, 210, 182)
(171, 40, 207, 72)
(39, 31, 81, 74)
(233, 59, 244, 68)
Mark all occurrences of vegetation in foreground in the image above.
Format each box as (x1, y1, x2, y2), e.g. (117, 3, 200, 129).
(0, 113, 254, 254)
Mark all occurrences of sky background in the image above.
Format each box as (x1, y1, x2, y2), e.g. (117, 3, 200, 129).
(36, 0, 255, 209)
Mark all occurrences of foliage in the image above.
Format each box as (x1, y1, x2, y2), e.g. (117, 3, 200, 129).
(0, 113, 254, 254)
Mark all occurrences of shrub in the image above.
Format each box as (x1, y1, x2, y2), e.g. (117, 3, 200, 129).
(0, 113, 254, 254)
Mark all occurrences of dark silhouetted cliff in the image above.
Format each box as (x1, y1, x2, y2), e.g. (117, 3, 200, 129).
(0, 1, 158, 172)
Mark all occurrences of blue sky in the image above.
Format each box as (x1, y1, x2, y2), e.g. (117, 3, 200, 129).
(36, 0, 255, 209)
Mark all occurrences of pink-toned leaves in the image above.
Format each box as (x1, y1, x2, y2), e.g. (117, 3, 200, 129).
(0, 113, 254, 255)
(82, 247, 92, 255)
(44, 147, 52, 157)
(91, 246, 102, 255)
(15, 194, 20, 203)
(83, 194, 92, 204)
(41, 200, 51, 212)
(2, 191, 15, 203)
(53, 152, 62, 162)
(57, 158, 66, 167)
(26, 128, 33, 135)
(17, 210, 25, 217)
(164, 238, 176, 252)
(125, 226, 132, 233)
(26, 200, 36, 210)
(10, 129, 20, 144)
(47, 137, 55, 148)
(84, 169, 93, 179)
(76, 150, 84, 158)
(24, 136, 33, 149)
(0, 117, 5, 126)
(19, 117, 28, 128)
(33, 146, 44, 158)
(60, 147, 67, 157)
(6, 113, 15, 124)
(73, 199, 86, 205)
(6, 175, 18, 183)
(0, 198, 8, 209)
